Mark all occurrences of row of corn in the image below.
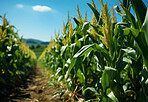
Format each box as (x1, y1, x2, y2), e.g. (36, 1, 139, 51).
(0, 14, 36, 87)
(39, 0, 148, 101)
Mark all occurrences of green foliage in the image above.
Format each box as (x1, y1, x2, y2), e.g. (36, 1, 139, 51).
(33, 48, 45, 59)
(40, 0, 148, 101)
(0, 14, 36, 87)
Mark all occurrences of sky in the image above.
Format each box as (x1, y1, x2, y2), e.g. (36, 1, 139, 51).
(0, 0, 148, 42)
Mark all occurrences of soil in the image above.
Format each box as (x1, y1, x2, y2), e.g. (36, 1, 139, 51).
(0, 64, 62, 102)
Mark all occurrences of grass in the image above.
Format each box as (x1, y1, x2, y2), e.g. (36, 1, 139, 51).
(33, 48, 44, 59)
(30, 45, 46, 59)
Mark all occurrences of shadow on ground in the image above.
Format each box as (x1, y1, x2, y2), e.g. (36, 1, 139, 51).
(0, 64, 62, 102)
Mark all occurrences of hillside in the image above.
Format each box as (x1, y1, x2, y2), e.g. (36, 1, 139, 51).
(22, 38, 49, 59)
(22, 38, 49, 47)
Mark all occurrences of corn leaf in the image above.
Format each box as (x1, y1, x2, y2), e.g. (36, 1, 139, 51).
(101, 69, 109, 93)
(87, 3, 100, 22)
(122, 47, 137, 61)
(73, 17, 80, 26)
(121, 6, 136, 28)
(77, 69, 85, 84)
(83, 87, 99, 96)
(107, 91, 118, 102)
(130, 0, 147, 27)
(82, 22, 90, 34)
(142, 8, 148, 44)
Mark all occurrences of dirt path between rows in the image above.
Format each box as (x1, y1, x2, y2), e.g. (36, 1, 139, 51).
(0, 64, 62, 102)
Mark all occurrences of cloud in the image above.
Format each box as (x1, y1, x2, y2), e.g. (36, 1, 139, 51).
(32, 5, 52, 12)
(16, 4, 24, 8)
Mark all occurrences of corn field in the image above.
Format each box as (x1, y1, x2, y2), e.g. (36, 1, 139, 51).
(39, 0, 148, 101)
(0, 14, 36, 87)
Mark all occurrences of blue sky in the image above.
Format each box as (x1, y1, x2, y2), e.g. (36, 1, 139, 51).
(0, 0, 148, 41)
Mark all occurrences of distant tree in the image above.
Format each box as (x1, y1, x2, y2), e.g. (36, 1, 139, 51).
(30, 45, 35, 49)
(36, 44, 41, 49)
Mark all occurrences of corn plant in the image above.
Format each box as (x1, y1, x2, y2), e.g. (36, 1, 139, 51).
(0, 14, 36, 88)
(40, 0, 148, 101)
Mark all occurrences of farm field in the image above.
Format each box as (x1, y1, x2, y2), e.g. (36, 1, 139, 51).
(0, 0, 148, 102)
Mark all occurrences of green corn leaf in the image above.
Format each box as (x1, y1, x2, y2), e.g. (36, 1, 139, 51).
(73, 17, 80, 26)
(75, 57, 82, 73)
(55, 67, 62, 76)
(122, 0, 130, 9)
(123, 28, 131, 36)
(92, 44, 111, 63)
(101, 69, 109, 93)
(122, 47, 137, 61)
(114, 24, 119, 36)
(65, 58, 77, 79)
(101, 66, 118, 93)
(61, 44, 68, 56)
(113, 5, 125, 17)
(142, 8, 148, 44)
(130, 0, 147, 27)
(74, 43, 111, 65)
(74, 43, 109, 57)
(105, 66, 117, 81)
(74, 44, 94, 58)
(65, 57, 83, 80)
(113, 24, 119, 53)
(134, 32, 148, 68)
(141, 67, 148, 79)
(8, 69, 14, 76)
(58, 75, 63, 82)
(82, 22, 90, 35)
(107, 91, 118, 102)
(87, 3, 100, 22)
(121, 6, 136, 28)
(141, 79, 148, 99)
(77, 69, 85, 84)
(124, 27, 148, 69)
(83, 87, 99, 96)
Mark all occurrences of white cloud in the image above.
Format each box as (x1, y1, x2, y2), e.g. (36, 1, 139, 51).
(32, 5, 52, 12)
(16, 4, 24, 8)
